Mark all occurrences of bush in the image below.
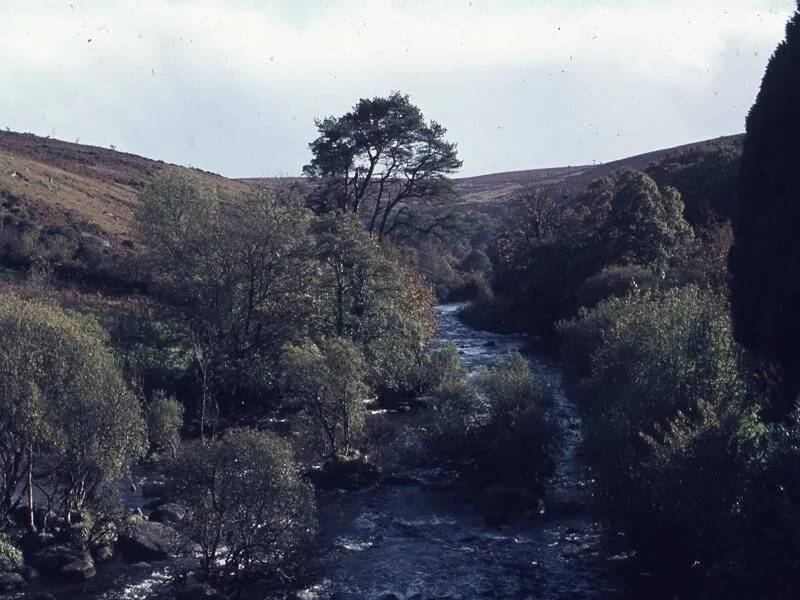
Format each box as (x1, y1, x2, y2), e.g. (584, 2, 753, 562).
(146, 391, 184, 459)
(575, 263, 658, 308)
(281, 338, 368, 458)
(427, 353, 552, 489)
(0, 293, 146, 520)
(411, 341, 466, 396)
(0, 534, 22, 572)
(559, 287, 742, 465)
(166, 428, 316, 581)
(558, 285, 769, 593)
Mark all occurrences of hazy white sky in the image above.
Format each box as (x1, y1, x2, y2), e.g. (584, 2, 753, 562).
(0, 0, 795, 177)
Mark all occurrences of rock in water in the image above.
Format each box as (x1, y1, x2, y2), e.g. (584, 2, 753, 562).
(149, 502, 187, 524)
(31, 545, 96, 581)
(118, 520, 180, 560)
(306, 457, 380, 491)
(0, 571, 26, 592)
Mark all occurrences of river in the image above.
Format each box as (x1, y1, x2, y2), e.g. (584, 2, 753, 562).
(9, 304, 629, 599)
(297, 304, 627, 599)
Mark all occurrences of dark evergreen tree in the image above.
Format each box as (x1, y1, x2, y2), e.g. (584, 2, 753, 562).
(730, 3, 800, 415)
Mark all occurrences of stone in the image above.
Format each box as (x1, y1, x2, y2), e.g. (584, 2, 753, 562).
(306, 457, 380, 491)
(59, 557, 96, 581)
(149, 502, 187, 524)
(0, 571, 26, 592)
(118, 520, 180, 561)
(31, 545, 95, 582)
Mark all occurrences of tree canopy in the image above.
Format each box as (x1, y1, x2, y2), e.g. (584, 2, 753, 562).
(303, 92, 462, 239)
(730, 5, 800, 414)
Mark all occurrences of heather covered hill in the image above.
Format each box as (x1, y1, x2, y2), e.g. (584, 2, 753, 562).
(0, 131, 250, 254)
(455, 134, 744, 209)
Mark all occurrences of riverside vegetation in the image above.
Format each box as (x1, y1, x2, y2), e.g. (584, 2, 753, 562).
(463, 6, 800, 597)
(0, 93, 550, 598)
(1, 6, 800, 599)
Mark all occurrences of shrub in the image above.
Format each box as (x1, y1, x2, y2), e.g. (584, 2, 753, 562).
(575, 263, 658, 308)
(411, 341, 466, 396)
(559, 287, 742, 466)
(146, 391, 184, 459)
(166, 428, 316, 581)
(281, 338, 368, 458)
(0, 293, 146, 520)
(427, 353, 552, 489)
(558, 285, 764, 593)
(0, 534, 22, 572)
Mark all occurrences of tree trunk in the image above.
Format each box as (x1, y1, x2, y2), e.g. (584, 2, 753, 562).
(26, 446, 34, 532)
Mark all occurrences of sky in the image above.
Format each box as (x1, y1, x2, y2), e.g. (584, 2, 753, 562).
(0, 0, 796, 178)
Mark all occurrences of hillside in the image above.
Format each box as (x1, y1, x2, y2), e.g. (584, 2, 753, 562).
(0, 131, 249, 254)
(0, 130, 742, 275)
(454, 134, 744, 209)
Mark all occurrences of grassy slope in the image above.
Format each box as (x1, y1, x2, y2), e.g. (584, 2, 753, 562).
(1, 130, 744, 251)
(0, 131, 251, 253)
(455, 134, 745, 210)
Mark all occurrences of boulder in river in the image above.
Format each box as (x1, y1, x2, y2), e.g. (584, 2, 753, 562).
(149, 502, 187, 524)
(0, 571, 26, 592)
(306, 456, 380, 491)
(31, 545, 95, 581)
(117, 519, 180, 561)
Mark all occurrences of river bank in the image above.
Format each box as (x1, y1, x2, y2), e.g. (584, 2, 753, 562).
(4, 304, 631, 600)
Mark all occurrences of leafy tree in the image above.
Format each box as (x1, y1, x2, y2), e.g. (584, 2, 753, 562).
(730, 5, 800, 415)
(646, 138, 742, 227)
(590, 170, 694, 271)
(475, 171, 695, 338)
(311, 214, 435, 396)
(135, 172, 315, 431)
(166, 428, 315, 581)
(146, 391, 184, 459)
(304, 92, 462, 239)
(0, 294, 146, 525)
(281, 338, 368, 457)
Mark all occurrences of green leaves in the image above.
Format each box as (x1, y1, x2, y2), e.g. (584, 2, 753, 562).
(0, 293, 146, 516)
(166, 428, 315, 578)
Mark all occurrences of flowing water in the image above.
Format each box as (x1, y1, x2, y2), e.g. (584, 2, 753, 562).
(10, 304, 628, 599)
(299, 304, 627, 599)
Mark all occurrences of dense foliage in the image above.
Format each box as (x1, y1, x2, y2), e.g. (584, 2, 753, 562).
(135, 173, 436, 432)
(166, 428, 315, 581)
(281, 338, 368, 457)
(0, 294, 146, 525)
(426, 353, 552, 491)
(730, 5, 800, 416)
(559, 286, 800, 596)
(304, 92, 462, 239)
(470, 169, 695, 337)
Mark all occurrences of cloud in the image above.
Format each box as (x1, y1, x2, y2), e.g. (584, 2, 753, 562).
(0, 0, 795, 176)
